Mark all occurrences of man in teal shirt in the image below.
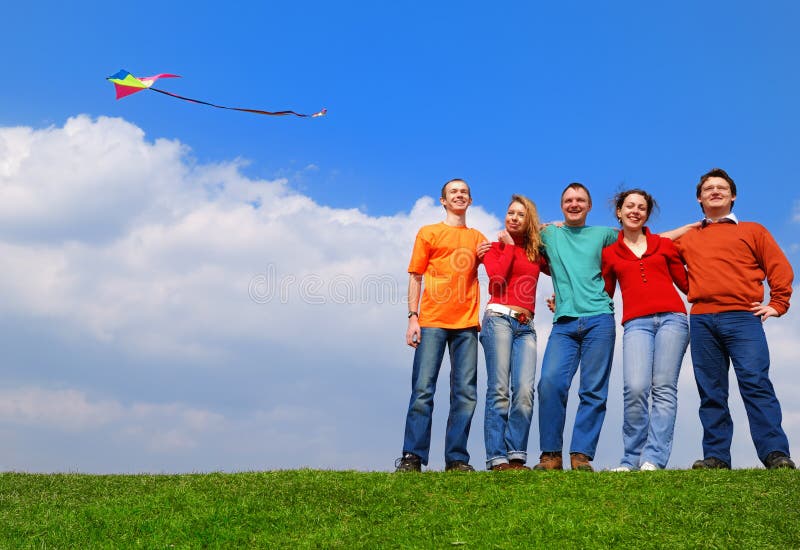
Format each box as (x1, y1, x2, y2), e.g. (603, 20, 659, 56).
(534, 183, 618, 471)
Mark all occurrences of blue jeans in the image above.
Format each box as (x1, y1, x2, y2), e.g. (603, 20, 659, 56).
(402, 327, 478, 465)
(620, 313, 688, 469)
(538, 313, 615, 458)
(480, 311, 537, 468)
(690, 311, 790, 466)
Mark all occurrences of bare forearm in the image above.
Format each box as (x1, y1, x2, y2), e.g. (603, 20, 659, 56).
(407, 274, 422, 313)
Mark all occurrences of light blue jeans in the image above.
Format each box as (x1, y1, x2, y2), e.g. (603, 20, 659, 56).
(538, 313, 616, 459)
(620, 312, 688, 469)
(402, 327, 478, 466)
(480, 311, 537, 468)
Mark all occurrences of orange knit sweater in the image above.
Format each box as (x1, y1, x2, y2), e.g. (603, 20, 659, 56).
(674, 221, 793, 315)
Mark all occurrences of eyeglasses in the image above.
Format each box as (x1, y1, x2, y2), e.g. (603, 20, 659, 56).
(701, 184, 731, 193)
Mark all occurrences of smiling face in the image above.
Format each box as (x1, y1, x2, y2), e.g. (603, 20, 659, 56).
(698, 176, 736, 217)
(439, 179, 472, 214)
(617, 192, 649, 231)
(505, 200, 527, 236)
(561, 186, 592, 227)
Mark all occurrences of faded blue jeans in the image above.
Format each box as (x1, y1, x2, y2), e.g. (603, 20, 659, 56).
(538, 313, 616, 459)
(480, 311, 538, 468)
(402, 327, 478, 466)
(620, 312, 688, 469)
(690, 311, 790, 466)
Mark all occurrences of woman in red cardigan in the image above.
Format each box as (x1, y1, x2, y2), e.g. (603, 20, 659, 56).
(480, 194, 548, 471)
(601, 189, 689, 471)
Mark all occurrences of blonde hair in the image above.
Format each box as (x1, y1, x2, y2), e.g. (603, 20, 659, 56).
(508, 194, 542, 262)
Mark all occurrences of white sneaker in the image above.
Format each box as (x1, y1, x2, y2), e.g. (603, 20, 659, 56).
(639, 461, 659, 471)
(609, 465, 631, 472)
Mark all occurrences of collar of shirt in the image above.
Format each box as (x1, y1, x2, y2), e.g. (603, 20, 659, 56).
(702, 212, 738, 227)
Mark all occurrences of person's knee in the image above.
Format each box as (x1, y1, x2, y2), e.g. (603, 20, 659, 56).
(514, 388, 534, 410)
(538, 372, 567, 396)
(625, 377, 650, 399)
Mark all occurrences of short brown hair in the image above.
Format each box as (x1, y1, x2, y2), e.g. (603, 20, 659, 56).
(696, 168, 736, 212)
(441, 178, 471, 199)
(560, 182, 592, 206)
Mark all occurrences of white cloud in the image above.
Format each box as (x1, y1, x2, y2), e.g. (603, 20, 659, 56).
(0, 116, 500, 361)
(0, 387, 122, 431)
(0, 386, 224, 456)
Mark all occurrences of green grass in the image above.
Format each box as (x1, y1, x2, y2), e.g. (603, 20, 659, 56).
(0, 469, 797, 548)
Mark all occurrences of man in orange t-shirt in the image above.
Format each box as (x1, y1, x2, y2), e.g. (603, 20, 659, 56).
(395, 179, 487, 473)
(675, 168, 795, 470)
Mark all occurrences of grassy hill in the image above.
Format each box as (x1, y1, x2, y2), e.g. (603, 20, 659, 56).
(0, 469, 797, 548)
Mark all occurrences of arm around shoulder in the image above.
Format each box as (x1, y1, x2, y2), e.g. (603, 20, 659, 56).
(659, 221, 701, 241)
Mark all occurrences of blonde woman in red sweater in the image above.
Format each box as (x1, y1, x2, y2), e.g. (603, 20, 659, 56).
(480, 195, 548, 471)
(601, 189, 689, 471)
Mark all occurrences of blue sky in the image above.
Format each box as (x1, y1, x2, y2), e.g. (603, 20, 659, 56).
(0, 1, 798, 472)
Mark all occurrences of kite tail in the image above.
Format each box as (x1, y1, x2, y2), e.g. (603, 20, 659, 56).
(149, 87, 326, 118)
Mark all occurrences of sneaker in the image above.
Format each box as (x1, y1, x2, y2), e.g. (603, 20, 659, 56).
(608, 465, 631, 472)
(509, 459, 530, 470)
(394, 452, 421, 472)
(639, 462, 659, 471)
(445, 461, 475, 472)
(691, 457, 731, 470)
(570, 452, 594, 472)
(533, 452, 563, 471)
(489, 462, 514, 471)
(764, 451, 796, 470)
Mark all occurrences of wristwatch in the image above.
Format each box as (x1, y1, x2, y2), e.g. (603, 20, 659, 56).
(408, 311, 419, 319)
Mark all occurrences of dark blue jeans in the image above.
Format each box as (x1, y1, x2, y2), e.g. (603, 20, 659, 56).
(402, 327, 478, 465)
(537, 313, 616, 459)
(690, 311, 790, 466)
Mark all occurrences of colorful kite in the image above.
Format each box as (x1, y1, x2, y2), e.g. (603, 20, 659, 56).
(107, 70, 327, 118)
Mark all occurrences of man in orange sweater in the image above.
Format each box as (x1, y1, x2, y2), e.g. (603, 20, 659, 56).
(675, 168, 795, 470)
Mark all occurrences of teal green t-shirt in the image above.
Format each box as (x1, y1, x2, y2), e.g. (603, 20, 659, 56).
(542, 224, 618, 321)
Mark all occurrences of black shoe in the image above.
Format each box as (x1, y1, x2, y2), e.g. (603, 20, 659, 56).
(445, 461, 475, 472)
(692, 457, 731, 470)
(395, 452, 422, 472)
(764, 451, 796, 470)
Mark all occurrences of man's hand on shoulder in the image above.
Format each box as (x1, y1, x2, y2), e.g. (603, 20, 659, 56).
(660, 221, 701, 241)
(751, 301, 780, 322)
(477, 240, 491, 261)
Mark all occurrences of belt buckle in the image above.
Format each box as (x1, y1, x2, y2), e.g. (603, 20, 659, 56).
(517, 312, 530, 324)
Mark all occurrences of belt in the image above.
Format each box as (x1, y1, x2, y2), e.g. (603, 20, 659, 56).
(486, 303, 533, 325)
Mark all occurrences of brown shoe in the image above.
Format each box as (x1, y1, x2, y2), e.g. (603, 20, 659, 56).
(509, 459, 530, 470)
(490, 462, 514, 471)
(533, 452, 563, 470)
(570, 452, 594, 472)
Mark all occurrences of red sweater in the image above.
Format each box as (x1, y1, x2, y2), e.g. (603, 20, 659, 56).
(483, 239, 548, 313)
(674, 221, 794, 315)
(602, 228, 688, 324)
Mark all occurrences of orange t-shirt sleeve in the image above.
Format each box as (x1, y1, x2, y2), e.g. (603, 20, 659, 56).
(408, 230, 431, 274)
